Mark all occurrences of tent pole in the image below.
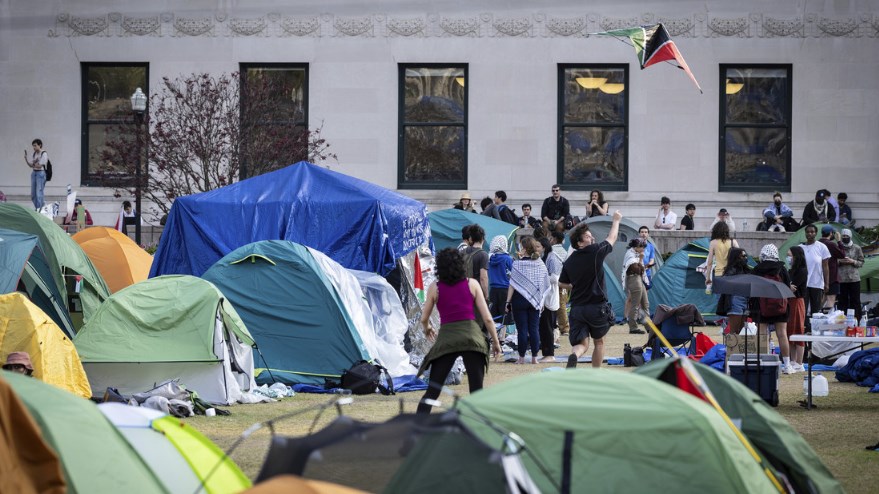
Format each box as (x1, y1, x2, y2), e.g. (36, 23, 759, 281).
(254, 344, 277, 384)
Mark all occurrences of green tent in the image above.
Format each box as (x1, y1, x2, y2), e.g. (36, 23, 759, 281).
(4, 372, 170, 494)
(428, 208, 518, 252)
(0, 204, 110, 327)
(203, 240, 412, 386)
(635, 359, 844, 494)
(860, 254, 879, 293)
(74, 275, 257, 404)
(0, 228, 75, 337)
(460, 369, 780, 493)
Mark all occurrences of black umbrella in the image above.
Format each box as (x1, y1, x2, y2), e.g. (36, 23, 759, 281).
(712, 274, 794, 299)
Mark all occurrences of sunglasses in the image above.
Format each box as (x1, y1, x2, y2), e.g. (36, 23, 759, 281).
(552, 189, 560, 192)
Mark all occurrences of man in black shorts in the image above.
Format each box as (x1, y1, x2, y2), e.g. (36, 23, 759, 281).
(559, 210, 622, 368)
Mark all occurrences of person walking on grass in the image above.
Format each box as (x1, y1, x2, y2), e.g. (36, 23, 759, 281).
(505, 237, 550, 364)
(417, 248, 501, 414)
(621, 238, 649, 335)
(559, 210, 622, 369)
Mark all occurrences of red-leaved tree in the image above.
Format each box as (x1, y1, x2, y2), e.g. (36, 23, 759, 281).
(100, 72, 336, 220)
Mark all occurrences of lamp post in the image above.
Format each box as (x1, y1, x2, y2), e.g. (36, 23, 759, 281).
(130, 87, 147, 245)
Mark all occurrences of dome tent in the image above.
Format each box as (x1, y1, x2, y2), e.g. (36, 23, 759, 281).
(74, 275, 256, 405)
(73, 226, 153, 293)
(203, 240, 414, 386)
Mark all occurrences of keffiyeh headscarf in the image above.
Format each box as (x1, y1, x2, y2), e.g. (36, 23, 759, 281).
(759, 244, 779, 262)
(490, 235, 508, 255)
(841, 229, 853, 246)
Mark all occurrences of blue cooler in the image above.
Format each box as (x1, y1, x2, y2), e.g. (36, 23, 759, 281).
(727, 353, 780, 406)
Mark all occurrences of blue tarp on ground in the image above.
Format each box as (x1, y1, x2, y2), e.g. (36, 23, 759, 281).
(150, 162, 431, 278)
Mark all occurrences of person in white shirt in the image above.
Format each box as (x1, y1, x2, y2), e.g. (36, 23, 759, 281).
(800, 223, 831, 324)
(709, 208, 736, 233)
(653, 196, 676, 230)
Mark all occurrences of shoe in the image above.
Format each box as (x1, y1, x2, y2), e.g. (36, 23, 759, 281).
(539, 356, 556, 363)
(792, 363, 805, 373)
(553, 343, 561, 349)
(628, 329, 645, 334)
(781, 364, 794, 375)
(566, 354, 578, 369)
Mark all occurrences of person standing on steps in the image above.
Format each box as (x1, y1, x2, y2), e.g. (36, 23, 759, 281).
(24, 138, 48, 211)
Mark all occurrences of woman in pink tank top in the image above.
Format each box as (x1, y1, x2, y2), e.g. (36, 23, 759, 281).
(417, 248, 500, 414)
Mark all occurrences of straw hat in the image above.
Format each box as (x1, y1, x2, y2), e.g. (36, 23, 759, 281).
(460, 192, 472, 200)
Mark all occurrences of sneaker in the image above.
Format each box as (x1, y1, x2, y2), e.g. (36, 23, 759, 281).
(628, 329, 645, 334)
(566, 354, 578, 369)
(781, 364, 795, 375)
(792, 363, 805, 373)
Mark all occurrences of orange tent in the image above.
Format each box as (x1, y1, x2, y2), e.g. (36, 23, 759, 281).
(72, 227, 153, 293)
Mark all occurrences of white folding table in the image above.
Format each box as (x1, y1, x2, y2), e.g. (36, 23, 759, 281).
(789, 335, 879, 409)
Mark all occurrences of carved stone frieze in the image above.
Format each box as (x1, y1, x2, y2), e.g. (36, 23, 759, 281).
(334, 16, 373, 37)
(174, 17, 214, 36)
(69, 15, 110, 36)
(816, 17, 858, 37)
(121, 16, 161, 36)
(229, 17, 267, 36)
(439, 17, 480, 37)
(45, 9, 879, 39)
(659, 17, 694, 37)
(387, 18, 425, 37)
(761, 17, 803, 37)
(492, 16, 532, 37)
(280, 16, 320, 36)
(545, 16, 586, 37)
(600, 17, 640, 32)
(708, 17, 749, 37)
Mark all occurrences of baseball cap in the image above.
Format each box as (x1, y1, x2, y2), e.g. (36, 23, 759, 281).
(821, 225, 835, 235)
(718, 208, 728, 214)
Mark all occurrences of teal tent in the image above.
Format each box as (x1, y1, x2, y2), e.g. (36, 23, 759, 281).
(0, 204, 110, 327)
(648, 238, 719, 318)
(460, 370, 780, 493)
(203, 240, 411, 386)
(636, 359, 844, 494)
(0, 228, 75, 337)
(428, 209, 518, 252)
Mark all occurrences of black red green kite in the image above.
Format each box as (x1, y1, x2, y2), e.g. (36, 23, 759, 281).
(594, 23, 702, 93)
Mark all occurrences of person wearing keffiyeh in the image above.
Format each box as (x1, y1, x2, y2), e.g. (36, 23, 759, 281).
(505, 237, 550, 364)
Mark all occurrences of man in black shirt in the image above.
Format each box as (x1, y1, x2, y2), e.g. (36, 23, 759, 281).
(559, 210, 622, 368)
(679, 203, 696, 230)
(540, 184, 571, 233)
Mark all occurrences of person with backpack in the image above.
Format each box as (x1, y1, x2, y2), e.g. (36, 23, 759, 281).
(461, 225, 489, 299)
(487, 235, 513, 322)
(752, 244, 794, 374)
(722, 247, 752, 336)
(24, 138, 48, 211)
(505, 237, 550, 364)
(492, 190, 519, 225)
(417, 248, 501, 414)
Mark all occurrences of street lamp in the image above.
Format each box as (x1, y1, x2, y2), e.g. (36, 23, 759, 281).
(130, 87, 147, 245)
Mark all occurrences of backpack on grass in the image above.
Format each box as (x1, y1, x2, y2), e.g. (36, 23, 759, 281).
(340, 361, 395, 395)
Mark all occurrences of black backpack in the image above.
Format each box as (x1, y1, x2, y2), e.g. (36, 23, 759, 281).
(41, 151, 53, 181)
(497, 204, 518, 225)
(340, 361, 395, 395)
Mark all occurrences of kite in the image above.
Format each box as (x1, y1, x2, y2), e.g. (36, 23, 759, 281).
(593, 23, 702, 93)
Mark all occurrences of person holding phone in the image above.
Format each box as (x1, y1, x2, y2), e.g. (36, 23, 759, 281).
(24, 138, 48, 210)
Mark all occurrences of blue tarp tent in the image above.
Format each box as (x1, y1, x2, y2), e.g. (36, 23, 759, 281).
(203, 240, 413, 386)
(150, 162, 431, 278)
(427, 209, 518, 253)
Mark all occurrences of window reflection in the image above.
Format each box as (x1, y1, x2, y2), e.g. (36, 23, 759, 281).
(399, 66, 467, 188)
(560, 66, 628, 189)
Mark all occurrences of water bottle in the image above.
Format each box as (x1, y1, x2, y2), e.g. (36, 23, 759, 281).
(845, 309, 856, 328)
(705, 283, 712, 295)
(813, 373, 829, 397)
(859, 313, 868, 328)
(803, 375, 809, 396)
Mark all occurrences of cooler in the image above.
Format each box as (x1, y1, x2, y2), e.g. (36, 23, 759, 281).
(727, 353, 780, 406)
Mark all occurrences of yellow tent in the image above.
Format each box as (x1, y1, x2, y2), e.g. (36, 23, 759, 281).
(0, 293, 91, 398)
(72, 227, 153, 293)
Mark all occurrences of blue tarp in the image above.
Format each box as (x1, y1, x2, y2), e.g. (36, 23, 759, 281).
(150, 162, 430, 278)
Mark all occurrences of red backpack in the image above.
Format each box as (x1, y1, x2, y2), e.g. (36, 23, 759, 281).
(759, 271, 789, 317)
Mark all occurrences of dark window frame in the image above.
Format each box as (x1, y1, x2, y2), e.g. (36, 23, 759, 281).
(397, 63, 468, 190)
(557, 63, 629, 192)
(718, 63, 792, 192)
(80, 62, 149, 186)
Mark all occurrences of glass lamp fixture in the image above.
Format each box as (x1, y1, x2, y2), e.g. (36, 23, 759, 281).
(725, 79, 744, 95)
(575, 77, 607, 89)
(130, 87, 147, 112)
(455, 76, 465, 87)
(599, 82, 625, 94)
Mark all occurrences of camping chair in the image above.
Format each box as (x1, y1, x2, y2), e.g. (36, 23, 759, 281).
(649, 304, 704, 360)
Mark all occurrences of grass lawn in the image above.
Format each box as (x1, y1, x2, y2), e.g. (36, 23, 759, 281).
(188, 323, 877, 493)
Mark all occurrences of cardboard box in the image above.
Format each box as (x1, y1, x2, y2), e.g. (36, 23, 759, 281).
(723, 333, 769, 355)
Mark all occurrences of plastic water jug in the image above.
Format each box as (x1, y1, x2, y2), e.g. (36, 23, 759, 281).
(813, 373, 829, 397)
